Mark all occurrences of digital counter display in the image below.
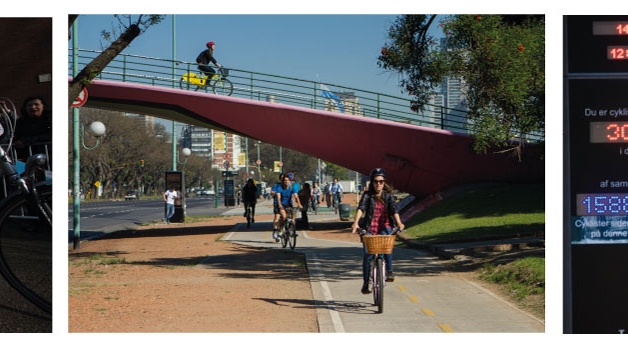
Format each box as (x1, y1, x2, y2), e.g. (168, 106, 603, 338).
(607, 46, 628, 60)
(593, 21, 628, 35)
(590, 122, 628, 143)
(577, 194, 628, 216)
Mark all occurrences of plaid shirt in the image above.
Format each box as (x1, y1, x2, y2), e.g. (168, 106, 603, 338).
(369, 200, 391, 234)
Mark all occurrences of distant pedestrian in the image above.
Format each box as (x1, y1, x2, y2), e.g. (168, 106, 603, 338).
(324, 182, 331, 208)
(163, 185, 178, 224)
(298, 183, 311, 227)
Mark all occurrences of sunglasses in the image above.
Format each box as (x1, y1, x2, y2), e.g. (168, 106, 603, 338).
(372, 180, 385, 185)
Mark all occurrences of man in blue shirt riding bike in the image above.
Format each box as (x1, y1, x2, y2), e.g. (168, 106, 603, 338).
(275, 173, 302, 239)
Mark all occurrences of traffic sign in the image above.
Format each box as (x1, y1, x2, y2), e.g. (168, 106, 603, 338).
(256, 159, 261, 165)
(279, 161, 283, 167)
(72, 88, 88, 108)
(94, 181, 101, 187)
(223, 161, 230, 170)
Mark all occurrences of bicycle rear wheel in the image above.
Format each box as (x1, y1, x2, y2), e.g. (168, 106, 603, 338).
(376, 258, 384, 313)
(212, 78, 233, 96)
(0, 188, 52, 314)
(179, 76, 203, 91)
(246, 208, 251, 228)
(288, 221, 297, 249)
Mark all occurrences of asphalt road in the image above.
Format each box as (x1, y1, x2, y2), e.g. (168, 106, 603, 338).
(68, 196, 230, 242)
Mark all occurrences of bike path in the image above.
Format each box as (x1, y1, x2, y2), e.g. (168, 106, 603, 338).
(218, 211, 544, 333)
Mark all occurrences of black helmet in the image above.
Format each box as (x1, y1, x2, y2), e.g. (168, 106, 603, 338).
(370, 168, 386, 179)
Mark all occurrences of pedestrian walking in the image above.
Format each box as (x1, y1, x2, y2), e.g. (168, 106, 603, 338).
(298, 183, 311, 228)
(324, 182, 331, 208)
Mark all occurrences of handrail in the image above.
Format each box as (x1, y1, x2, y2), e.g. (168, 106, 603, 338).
(69, 49, 544, 141)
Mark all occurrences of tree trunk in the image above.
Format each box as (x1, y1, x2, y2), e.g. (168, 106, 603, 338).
(68, 24, 141, 107)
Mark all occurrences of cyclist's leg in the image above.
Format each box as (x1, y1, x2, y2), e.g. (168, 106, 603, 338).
(379, 227, 395, 280)
(251, 203, 256, 222)
(361, 232, 374, 293)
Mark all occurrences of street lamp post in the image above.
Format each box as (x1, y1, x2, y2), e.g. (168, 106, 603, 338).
(176, 147, 191, 165)
(72, 120, 106, 250)
(72, 19, 108, 250)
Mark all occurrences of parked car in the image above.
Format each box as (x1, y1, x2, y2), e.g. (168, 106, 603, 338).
(125, 190, 140, 200)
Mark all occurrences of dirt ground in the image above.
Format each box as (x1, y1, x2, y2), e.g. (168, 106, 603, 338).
(68, 212, 543, 332)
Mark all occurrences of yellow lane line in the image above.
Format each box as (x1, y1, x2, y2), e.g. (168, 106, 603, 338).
(407, 296, 420, 303)
(397, 285, 408, 292)
(421, 308, 435, 316)
(438, 323, 455, 333)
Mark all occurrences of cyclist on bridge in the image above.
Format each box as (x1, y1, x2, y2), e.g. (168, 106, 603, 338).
(242, 179, 258, 223)
(351, 168, 405, 294)
(196, 41, 222, 77)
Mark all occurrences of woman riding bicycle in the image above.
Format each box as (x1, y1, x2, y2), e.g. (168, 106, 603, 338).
(351, 168, 404, 294)
(196, 41, 222, 77)
(242, 179, 258, 223)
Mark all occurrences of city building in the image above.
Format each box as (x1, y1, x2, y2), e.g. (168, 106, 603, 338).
(125, 113, 156, 134)
(181, 125, 246, 171)
(323, 91, 364, 116)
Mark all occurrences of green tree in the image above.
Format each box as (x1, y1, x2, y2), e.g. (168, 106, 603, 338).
(69, 14, 165, 107)
(379, 15, 544, 159)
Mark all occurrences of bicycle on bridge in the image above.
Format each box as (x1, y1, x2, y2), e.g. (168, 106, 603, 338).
(0, 98, 52, 314)
(359, 227, 400, 314)
(179, 67, 233, 96)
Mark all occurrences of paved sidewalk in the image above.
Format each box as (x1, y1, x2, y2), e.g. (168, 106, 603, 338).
(220, 206, 544, 333)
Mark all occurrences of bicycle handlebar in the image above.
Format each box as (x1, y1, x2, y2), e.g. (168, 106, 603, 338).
(358, 227, 401, 236)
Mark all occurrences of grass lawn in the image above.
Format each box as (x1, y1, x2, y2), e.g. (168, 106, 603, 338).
(403, 183, 544, 243)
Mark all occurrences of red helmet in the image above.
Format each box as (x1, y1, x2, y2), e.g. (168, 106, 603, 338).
(206, 41, 215, 48)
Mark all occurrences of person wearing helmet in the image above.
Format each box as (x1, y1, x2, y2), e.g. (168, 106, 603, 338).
(196, 41, 222, 77)
(351, 168, 405, 294)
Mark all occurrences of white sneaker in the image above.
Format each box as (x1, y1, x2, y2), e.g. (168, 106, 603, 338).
(272, 231, 280, 242)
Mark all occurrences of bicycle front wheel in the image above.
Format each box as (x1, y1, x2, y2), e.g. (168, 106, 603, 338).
(288, 221, 297, 249)
(212, 78, 233, 96)
(280, 226, 288, 248)
(376, 258, 384, 313)
(0, 188, 52, 314)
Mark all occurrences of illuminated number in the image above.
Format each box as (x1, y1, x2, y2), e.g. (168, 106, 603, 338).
(582, 196, 592, 214)
(616, 24, 628, 35)
(610, 48, 627, 60)
(594, 196, 607, 214)
(607, 123, 620, 141)
(608, 196, 622, 214)
(623, 124, 628, 140)
(624, 196, 628, 213)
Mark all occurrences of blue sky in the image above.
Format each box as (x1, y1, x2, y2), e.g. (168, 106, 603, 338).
(72, 14, 445, 131)
(74, 14, 445, 97)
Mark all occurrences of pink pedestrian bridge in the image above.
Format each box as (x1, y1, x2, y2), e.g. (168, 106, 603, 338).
(80, 79, 543, 197)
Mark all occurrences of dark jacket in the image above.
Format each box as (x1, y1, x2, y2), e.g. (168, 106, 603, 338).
(242, 185, 257, 203)
(357, 190, 399, 233)
(196, 50, 217, 65)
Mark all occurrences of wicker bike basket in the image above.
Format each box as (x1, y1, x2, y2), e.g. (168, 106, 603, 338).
(362, 235, 396, 254)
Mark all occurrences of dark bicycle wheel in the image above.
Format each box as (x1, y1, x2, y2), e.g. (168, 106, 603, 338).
(288, 220, 297, 249)
(0, 187, 52, 314)
(212, 78, 233, 96)
(375, 258, 384, 313)
(280, 224, 288, 248)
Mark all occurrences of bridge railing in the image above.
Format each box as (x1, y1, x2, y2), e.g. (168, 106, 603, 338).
(69, 49, 544, 142)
